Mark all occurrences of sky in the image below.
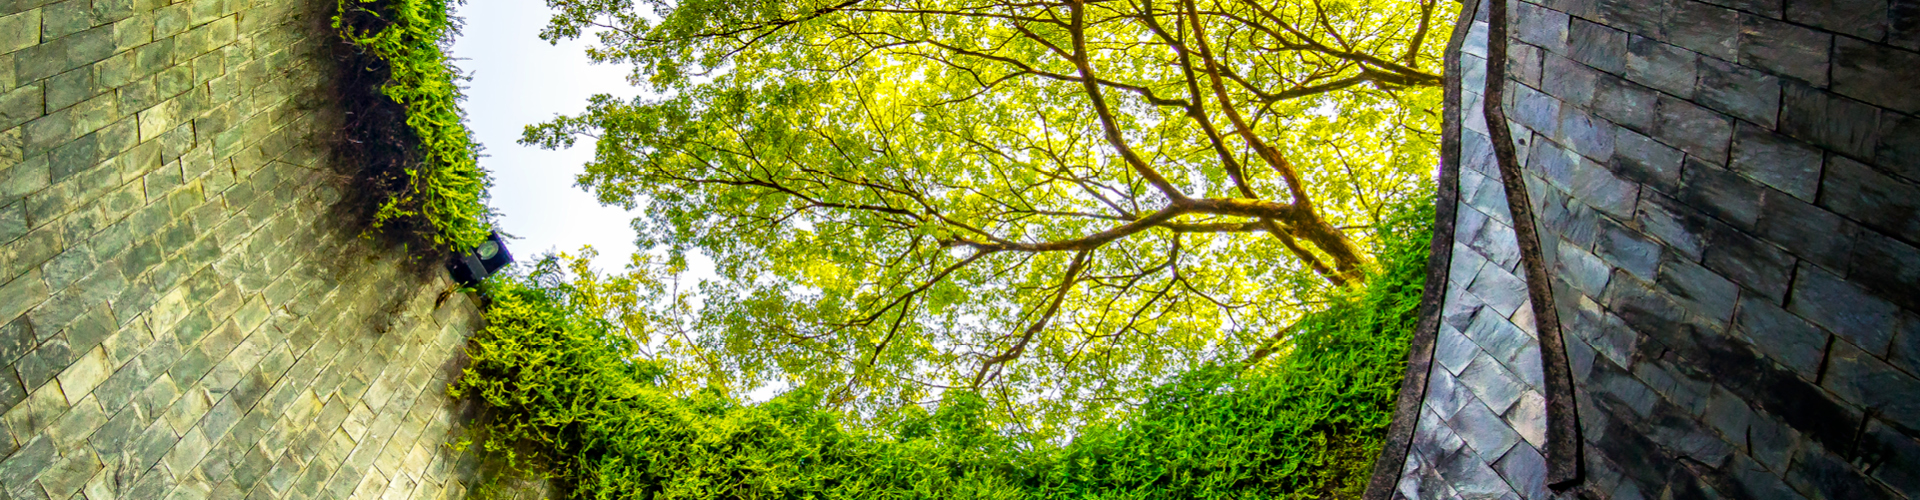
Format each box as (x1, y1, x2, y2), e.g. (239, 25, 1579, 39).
(448, 0, 639, 274)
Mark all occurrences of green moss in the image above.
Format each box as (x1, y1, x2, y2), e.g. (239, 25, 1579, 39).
(333, 0, 491, 251)
(452, 195, 1434, 499)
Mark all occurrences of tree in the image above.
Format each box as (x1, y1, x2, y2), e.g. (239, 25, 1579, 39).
(522, 0, 1451, 432)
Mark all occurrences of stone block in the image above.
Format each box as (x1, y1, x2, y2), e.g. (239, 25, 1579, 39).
(41, 0, 94, 41)
(1781, 81, 1883, 160)
(56, 345, 109, 403)
(1634, 191, 1711, 262)
(1892, 0, 1920, 50)
(0, 436, 55, 496)
(1514, 1, 1569, 54)
(1668, 1, 1740, 61)
(1596, 0, 1671, 39)
(1879, 113, 1920, 182)
(1849, 231, 1920, 312)
(1557, 107, 1617, 164)
(1568, 17, 1626, 73)
(1826, 156, 1920, 249)
(1701, 223, 1794, 303)
(45, 393, 104, 447)
(1734, 298, 1823, 383)
(1653, 95, 1733, 163)
(13, 24, 110, 84)
(1834, 37, 1920, 114)
(1738, 13, 1830, 86)
(1449, 391, 1525, 463)
(1729, 122, 1821, 201)
(1824, 339, 1920, 431)
(1626, 36, 1699, 99)
(14, 334, 71, 391)
(1468, 258, 1529, 318)
(1510, 43, 1543, 88)
(1791, 264, 1900, 353)
(1642, 399, 1736, 467)
(1697, 56, 1781, 128)
(0, 10, 40, 54)
(1509, 83, 1561, 138)
(1595, 217, 1662, 281)
(1755, 186, 1859, 271)
(1610, 125, 1684, 193)
(1678, 159, 1766, 230)
(1787, 0, 1890, 41)
(1864, 419, 1920, 496)
(1590, 357, 1659, 418)
(1505, 389, 1549, 451)
(1655, 257, 1739, 325)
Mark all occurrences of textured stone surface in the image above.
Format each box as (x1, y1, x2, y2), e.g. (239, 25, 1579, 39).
(0, 0, 489, 497)
(1402, 0, 1920, 496)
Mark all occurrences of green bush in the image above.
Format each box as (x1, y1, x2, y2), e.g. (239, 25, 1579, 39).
(332, 0, 492, 251)
(452, 196, 1433, 499)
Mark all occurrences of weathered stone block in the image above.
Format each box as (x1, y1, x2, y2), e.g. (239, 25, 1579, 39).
(1849, 231, 1920, 312)
(1609, 126, 1683, 195)
(1781, 81, 1883, 160)
(1557, 107, 1617, 164)
(1739, 13, 1831, 86)
(0, 10, 40, 54)
(1669, 1, 1740, 61)
(1449, 389, 1524, 463)
(1727, 122, 1821, 201)
(1595, 218, 1662, 282)
(1653, 95, 1733, 163)
(1596, 0, 1671, 39)
(1879, 113, 1920, 182)
(1509, 83, 1561, 138)
(1824, 339, 1920, 430)
(1697, 56, 1781, 128)
(1791, 264, 1900, 353)
(1510, 43, 1543, 89)
(1756, 189, 1860, 271)
(1625, 36, 1699, 99)
(1656, 257, 1739, 325)
(1569, 17, 1627, 73)
(1787, 0, 1890, 41)
(13, 24, 110, 84)
(1678, 159, 1768, 231)
(1732, 295, 1828, 381)
(0, 435, 55, 497)
(1514, 1, 1569, 54)
(1702, 225, 1794, 304)
(1834, 37, 1920, 114)
(1825, 155, 1920, 241)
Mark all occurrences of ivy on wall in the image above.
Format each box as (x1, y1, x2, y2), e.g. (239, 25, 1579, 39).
(450, 196, 1433, 499)
(332, 0, 492, 251)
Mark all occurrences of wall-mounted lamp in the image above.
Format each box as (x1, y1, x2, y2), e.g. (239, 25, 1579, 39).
(449, 231, 513, 287)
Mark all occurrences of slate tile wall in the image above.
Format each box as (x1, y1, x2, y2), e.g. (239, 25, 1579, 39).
(1395, 4, 1555, 496)
(0, 0, 488, 498)
(1405, 0, 1920, 497)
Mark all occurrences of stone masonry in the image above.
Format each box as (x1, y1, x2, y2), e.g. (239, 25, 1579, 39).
(1396, 2, 1556, 497)
(1396, 0, 1920, 497)
(0, 0, 489, 498)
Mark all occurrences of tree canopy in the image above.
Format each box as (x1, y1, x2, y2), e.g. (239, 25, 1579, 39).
(520, 0, 1452, 432)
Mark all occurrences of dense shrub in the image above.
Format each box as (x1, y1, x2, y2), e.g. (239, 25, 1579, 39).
(452, 196, 1433, 499)
(332, 0, 492, 251)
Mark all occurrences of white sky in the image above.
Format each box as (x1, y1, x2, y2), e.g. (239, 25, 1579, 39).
(450, 0, 639, 273)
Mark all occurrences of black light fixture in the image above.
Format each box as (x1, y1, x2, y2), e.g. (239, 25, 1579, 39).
(449, 231, 513, 286)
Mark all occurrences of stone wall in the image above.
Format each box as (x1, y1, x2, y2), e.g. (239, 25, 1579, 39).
(1393, 1, 1555, 497)
(0, 0, 488, 498)
(1395, 0, 1920, 497)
